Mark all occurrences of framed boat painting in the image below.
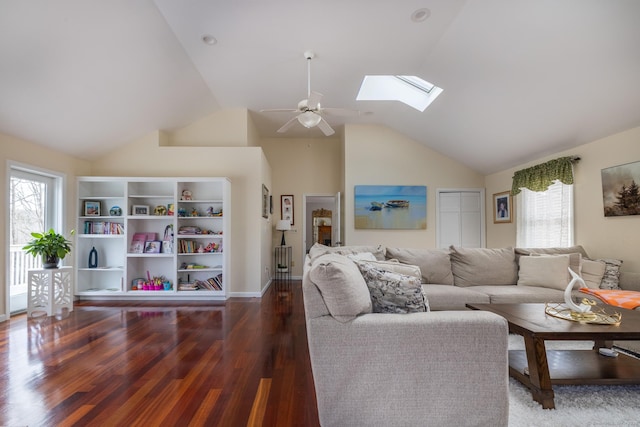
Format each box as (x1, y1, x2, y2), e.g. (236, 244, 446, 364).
(354, 185, 426, 229)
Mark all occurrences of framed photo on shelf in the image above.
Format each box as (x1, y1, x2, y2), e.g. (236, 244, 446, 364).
(144, 241, 161, 253)
(493, 191, 513, 223)
(84, 201, 100, 216)
(132, 205, 149, 216)
(281, 195, 294, 225)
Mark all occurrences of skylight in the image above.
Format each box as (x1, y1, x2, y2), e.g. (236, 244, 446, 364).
(356, 75, 443, 112)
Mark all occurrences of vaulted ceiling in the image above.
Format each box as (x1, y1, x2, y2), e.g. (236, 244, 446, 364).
(1, 1, 639, 174)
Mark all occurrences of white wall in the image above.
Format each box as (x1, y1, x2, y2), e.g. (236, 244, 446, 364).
(0, 132, 90, 318)
(260, 136, 343, 276)
(343, 124, 485, 248)
(90, 130, 270, 295)
(485, 125, 640, 272)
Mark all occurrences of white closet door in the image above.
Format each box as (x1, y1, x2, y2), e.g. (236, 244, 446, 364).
(436, 189, 485, 249)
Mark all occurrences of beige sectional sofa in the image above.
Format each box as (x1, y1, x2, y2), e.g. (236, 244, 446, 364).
(302, 243, 640, 426)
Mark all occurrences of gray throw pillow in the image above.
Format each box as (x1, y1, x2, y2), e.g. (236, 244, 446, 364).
(356, 262, 429, 313)
(309, 254, 372, 322)
(595, 258, 623, 290)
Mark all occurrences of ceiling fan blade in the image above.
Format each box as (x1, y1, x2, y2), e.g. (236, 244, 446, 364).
(277, 116, 300, 133)
(306, 91, 323, 111)
(322, 107, 363, 116)
(260, 108, 298, 113)
(316, 118, 335, 136)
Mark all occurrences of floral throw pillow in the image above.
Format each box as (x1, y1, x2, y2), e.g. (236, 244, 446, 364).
(596, 258, 623, 290)
(357, 262, 429, 314)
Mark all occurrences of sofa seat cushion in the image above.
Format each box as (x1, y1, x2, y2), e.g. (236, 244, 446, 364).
(422, 284, 490, 310)
(469, 285, 565, 304)
(449, 246, 518, 287)
(385, 247, 454, 285)
(309, 253, 372, 322)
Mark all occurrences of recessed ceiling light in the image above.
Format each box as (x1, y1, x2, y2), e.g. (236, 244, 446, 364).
(201, 34, 217, 45)
(411, 8, 431, 23)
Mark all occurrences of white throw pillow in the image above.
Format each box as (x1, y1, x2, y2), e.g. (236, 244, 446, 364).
(517, 255, 571, 290)
(581, 259, 607, 289)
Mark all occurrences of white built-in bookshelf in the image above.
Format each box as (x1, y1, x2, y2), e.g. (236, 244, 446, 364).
(76, 177, 230, 300)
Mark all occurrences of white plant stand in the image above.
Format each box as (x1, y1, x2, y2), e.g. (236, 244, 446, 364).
(27, 267, 74, 317)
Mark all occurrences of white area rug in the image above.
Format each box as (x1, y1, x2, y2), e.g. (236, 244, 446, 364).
(508, 335, 640, 426)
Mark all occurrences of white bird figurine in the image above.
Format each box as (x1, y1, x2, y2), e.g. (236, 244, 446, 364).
(564, 267, 593, 313)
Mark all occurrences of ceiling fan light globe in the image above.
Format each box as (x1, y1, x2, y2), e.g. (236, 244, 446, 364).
(298, 111, 322, 128)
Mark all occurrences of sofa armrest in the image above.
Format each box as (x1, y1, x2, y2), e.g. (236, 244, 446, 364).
(620, 272, 640, 292)
(306, 311, 509, 427)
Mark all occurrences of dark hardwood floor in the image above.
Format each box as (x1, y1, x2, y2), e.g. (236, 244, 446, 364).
(0, 281, 320, 426)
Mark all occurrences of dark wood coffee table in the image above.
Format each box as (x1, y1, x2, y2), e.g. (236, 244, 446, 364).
(467, 303, 640, 409)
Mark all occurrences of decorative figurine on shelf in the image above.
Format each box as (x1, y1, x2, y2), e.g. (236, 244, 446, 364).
(109, 206, 122, 216)
(178, 208, 186, 217)
(205, 242, 219, 253)
(154, 205, 167, 215)
(206, 206, 214, 217)
(167, 203, 174, 216)
(190, 208, 198, 217)
(88, 246, 98, 268)
(181, 189, 192, 200)
(197, 244, 205, 253)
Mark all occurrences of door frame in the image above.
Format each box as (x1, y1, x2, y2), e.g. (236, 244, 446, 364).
(435, 188, 486, 249)
(302, 193, 341, 266)
(5, 160, 66, 319)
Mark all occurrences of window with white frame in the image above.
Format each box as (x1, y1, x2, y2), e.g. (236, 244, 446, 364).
(516, 181, 574, 248)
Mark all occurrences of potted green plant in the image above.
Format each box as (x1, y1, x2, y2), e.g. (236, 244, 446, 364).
(23, 228, 74, 269)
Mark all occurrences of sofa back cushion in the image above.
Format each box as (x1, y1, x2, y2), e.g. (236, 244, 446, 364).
(517, 254, 571, 290)
(450, 246, 518, 287)
(515, 245, 589, 258)
(309, 242, 386, 261)
(354, 258, 422, 280)
(385, 247, 453, 285)
(309, 253, 372, 322)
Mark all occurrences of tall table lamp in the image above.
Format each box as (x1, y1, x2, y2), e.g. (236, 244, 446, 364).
(276, 220, 291, 246)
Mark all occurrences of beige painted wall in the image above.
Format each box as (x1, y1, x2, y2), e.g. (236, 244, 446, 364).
(162, 109, 252, 147)
(0, 132, 90, 318)
(343, 124, 485, 248)
(260, 137, 343, 276)
(485, 125, 640, 272)
(90, 130, 270, 295)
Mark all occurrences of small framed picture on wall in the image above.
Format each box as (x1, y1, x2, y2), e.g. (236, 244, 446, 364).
(281, 195, 294, 225)
(493, 191, 512, 223)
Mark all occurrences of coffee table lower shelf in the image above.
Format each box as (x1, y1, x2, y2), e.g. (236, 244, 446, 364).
(510, 349, 640, 394)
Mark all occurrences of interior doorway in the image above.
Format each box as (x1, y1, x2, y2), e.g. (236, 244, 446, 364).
(436, 188, 485, 249)
(303, 193, 341, 259)
(7, 163, 64, 315)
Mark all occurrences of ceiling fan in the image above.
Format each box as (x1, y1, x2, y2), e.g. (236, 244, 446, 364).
(261, 51, 360, 136)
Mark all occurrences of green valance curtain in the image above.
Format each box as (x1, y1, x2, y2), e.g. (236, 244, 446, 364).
(511, 156, 577, 195)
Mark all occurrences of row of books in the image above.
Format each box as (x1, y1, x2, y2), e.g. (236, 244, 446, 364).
(197, 275, 223, 291)
(178, 240, 222, 254)
(84, 221, 124, 235)
(177, 274, 223, 291)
